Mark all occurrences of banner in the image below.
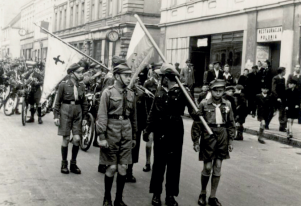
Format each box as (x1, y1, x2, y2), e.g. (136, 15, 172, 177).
(126, 22, 157, 74)
(40, 35, 83, 103)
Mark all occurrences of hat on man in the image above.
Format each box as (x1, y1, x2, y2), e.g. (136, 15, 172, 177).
(112, 56, 126, 68)
(209, 79, 226, 89)
(152, 62, 163, 70)
(288, 79, 297, 85)
(90, 62, 97, 69)
(67, 63, 84, 74)
(160, 63, 180, 77)
(213, 61, 221, 66)
(235, 84, 244, 90)
(225, 86, 235, 92)
(26, 61, 36, 68)
(113, 63, 132, 75)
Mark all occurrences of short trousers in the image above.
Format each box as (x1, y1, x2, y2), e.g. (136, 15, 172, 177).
(58, 104, 82, 136)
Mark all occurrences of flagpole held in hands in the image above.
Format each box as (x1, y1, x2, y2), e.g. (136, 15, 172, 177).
(33, 23, 108, 71)
(133, 14, 213, 135)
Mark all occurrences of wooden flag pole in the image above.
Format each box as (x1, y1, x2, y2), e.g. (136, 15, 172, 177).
(134, 14, 213, 135)
(33, 23, 108, 70)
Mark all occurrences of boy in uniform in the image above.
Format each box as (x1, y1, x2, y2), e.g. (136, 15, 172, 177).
(53, 63, 89, 174)
(96, 63, 137, 206)
(192, 79, 235, 206)
(255, 85, 276, 144)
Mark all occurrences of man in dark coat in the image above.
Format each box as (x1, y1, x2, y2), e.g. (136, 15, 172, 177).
(246, 65, 261, 116)
(287, 64, 301, 124)
(237, 68, 249, 94)
(258, 60, 273, 90)
(206, 62, 224, 84)
(272, 67, 287, 131)
(143, 63, 198, 206)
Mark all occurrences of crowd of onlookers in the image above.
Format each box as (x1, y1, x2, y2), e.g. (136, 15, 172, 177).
(168, 59, 301, 141)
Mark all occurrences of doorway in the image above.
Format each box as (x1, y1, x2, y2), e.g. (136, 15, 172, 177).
(190, 36, 211, 87)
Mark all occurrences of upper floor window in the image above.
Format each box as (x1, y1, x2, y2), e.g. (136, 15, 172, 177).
(118, 0, 123, 13)
(98, 0, 103, 19)
(64, 9, 67, 29)
(91, 0, 95, 21)
(108, 0, 113, 16)
(81, 2, 85, 24)
(59, 10, 62, 30)
(75, 5, 79, 26)
(70, 6, 74, 27)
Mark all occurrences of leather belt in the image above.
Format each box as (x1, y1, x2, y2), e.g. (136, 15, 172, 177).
(62, 100, 81, 105)
(208, 124, 225, 128)
(108, 115, 128, 120)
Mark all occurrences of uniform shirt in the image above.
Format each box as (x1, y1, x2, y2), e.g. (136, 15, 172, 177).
(53, 77, 89, 119)
(191, 97, 236, 145)
(24, 71, 44, 91)
(180, 66, 195, 86)
(96, 81, 137, 141)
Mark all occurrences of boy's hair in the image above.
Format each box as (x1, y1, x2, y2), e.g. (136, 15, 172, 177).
(277, 67, 286, 74)
(235, 84, 244, 90)
(252, 65, 258, 69)
(244, 68, 249, 72)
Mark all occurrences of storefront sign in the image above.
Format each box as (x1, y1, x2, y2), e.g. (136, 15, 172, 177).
(257, 27, 282, 42)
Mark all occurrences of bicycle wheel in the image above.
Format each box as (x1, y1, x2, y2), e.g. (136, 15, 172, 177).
(4, 95, 15, 116)
(80, 113, 95, 152)
(22, 100, 28, 126)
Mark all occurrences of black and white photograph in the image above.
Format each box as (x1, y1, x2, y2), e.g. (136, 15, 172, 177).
(0, 0, 301, 205)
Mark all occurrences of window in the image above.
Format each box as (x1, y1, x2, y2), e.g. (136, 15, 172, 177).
(91, 0, 95, 21)
(81, 3, 85, 24)
(64, 9, 67, 29)
(70, 6, 73, 27)
(98, 0, 102, 19)
(59, 10, 62, 30)
(55, 12, 58, 31)
(118, 0, 122, 13)
(75, 5, 79, 26)
(108, 0, 112, 16)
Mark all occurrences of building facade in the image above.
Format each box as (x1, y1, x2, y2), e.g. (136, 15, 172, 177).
(159, 0, 301, 87)
(20, 0, 35, 60)
(53, 0, 161, 69)
(1, 13, 21, 59)
(33, 0, 54, 62)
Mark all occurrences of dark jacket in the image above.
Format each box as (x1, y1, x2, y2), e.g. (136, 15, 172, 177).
(233, 93, 248, 123)
(287, 73, 301, 92)
(255, 93, 275, 118)
(258, 67, 272, 89)
(246, 72, 261, 96)
(206, 69, 224, 84)
(285, 88, 300, 109)
(271, 75, 286, 100)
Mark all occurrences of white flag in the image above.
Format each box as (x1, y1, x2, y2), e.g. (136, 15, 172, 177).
(40, 36, 83, 103)
(126, 22, 157, 74)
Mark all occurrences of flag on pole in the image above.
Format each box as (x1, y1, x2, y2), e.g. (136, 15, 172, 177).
(126, 22, 157, 74)
(40, 35, 83, 103)
(40, 21, 49, 34)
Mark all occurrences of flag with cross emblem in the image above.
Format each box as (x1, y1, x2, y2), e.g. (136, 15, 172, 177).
(41, 36, 84, 103)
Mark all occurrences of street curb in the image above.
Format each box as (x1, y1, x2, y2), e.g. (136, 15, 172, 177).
(244, 128, 301, 148)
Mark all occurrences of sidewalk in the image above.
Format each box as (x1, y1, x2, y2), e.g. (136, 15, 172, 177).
(243, 114, 301, 148)
(184, 108, 301, 148)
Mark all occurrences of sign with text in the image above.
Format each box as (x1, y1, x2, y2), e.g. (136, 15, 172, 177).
(257, 27, 282, 42)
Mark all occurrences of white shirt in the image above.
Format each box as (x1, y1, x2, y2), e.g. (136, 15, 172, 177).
(223, 72, 231, 79)
(262, 93, 267, 98)
(214, 69, 219, 79)
(294, 72, 300, 78)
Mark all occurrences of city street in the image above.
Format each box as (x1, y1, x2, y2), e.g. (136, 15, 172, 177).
(0, 112, 301, 206)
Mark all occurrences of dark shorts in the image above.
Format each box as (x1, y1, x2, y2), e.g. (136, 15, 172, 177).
(58, 104, 82, 136)
(99, 119, 133, 165)
(28, 88, 42, 105)
(287, 108, 300, 119)
(199, 127, 230, 161)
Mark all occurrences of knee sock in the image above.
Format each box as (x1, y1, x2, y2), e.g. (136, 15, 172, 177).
(127, 164, 133, 176)
(104, 175, 114, 199)
(116, 173, 126, 200)
(146, 145, 152, 165)
(61, 146, 68, 161)
(30, 108, 35, 118)
(210, 175, 221, 198)
(201, 174, 210, 194)
(37, 107, 42, 117)
(71, 145, 79, 161)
